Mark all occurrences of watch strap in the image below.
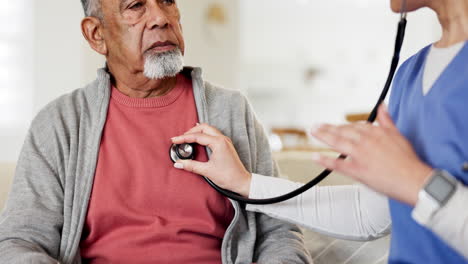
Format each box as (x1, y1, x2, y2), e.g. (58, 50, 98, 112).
(412, 190, 440, 225)
(412, 170, 458, 225)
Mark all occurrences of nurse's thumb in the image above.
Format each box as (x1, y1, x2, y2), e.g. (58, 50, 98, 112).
(377, 104, 397, 131)
(174, 159, 209, 176)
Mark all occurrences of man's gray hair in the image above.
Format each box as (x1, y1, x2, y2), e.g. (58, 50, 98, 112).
(80, 0, 102, 18)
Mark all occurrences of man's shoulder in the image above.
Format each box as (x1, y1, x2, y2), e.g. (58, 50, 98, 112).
(29, 79, 104, 141)
(35, 82, 94, 120)
(202, 81, 249, 110)
(185, 67, 248, 106)
(204, 81, 244, 98)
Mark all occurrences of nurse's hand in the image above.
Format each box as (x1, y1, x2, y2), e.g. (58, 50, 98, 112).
(310, 104, 433, 206)
(171, 124, 252, 197)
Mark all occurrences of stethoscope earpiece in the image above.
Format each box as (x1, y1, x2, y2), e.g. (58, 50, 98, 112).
(170, 143, 196, 163)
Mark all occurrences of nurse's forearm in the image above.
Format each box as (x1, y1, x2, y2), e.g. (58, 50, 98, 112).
(424, 184, 468, 259)
(246, 174, 391, 241)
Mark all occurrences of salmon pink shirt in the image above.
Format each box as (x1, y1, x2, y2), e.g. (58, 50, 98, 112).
(80, 74, 234, 264)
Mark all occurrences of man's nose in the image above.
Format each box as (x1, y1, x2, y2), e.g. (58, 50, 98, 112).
(147, 3, 169, 30)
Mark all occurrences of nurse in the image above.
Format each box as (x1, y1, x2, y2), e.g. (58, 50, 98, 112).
(172, 0, 468, 262)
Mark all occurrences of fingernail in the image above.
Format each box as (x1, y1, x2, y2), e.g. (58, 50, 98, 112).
(174, 163, 184, 169)
(171, 136, 179, 141)
(311, 153, 321, 161)
(196, 123, 200, 126)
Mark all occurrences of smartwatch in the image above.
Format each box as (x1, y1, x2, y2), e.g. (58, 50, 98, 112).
(412, 170, 458, 225)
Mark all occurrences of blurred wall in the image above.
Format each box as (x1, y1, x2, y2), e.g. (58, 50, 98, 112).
(0, 1, 104, 162)
(34, 1, 104, 113)
(240, 0, 441, 128)
(178, 0, 241, 90)
(0, 1, 35, 162)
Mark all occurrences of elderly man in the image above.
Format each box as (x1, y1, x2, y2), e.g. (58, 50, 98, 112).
(0, 0, 312, 263)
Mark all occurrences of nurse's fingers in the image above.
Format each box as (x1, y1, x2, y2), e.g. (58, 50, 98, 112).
(174, 159, 210, 176)
(311, 124, 363, 155)
(171, 133, 218, 149)
(183, 123, 223, 137)
(312, 123, 368, 144)
(311, 153, 359, 177)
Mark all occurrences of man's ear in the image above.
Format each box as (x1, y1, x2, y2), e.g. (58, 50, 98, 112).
(81, 17, 107, 56)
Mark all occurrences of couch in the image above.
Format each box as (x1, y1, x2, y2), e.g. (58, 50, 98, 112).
(0, 163, 15, 210)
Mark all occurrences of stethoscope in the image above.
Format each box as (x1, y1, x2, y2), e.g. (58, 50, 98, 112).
(170, 1, 408, 205)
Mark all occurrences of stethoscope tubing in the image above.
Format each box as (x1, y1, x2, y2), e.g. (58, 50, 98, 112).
(203, 16, 408, 205)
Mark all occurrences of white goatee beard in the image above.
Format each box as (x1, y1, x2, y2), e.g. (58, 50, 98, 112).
(143, 47, 184, 80)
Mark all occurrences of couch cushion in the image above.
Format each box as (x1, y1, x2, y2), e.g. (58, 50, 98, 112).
(0, 163, 15, 211)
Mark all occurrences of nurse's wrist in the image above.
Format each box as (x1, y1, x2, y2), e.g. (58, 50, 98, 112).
(406, 164, 434, 206)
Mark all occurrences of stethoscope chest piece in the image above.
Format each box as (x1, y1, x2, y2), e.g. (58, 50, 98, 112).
(170, 143, 196, 163)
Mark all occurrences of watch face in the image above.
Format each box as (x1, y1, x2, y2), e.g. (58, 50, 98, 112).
(426, 174, 456, 203)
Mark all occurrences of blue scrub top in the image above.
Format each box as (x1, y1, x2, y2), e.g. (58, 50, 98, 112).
(387, 42, 468, 263)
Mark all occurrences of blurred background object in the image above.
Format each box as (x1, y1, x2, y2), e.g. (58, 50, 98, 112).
(346, 112, 371, 123)
(271, 128, 310, 151)
(0, 0, 441, 262)
(205, 3, 227, 25)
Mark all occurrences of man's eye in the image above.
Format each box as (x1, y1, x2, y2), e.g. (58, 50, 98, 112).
(161, 0, 175, 5)
(129, 2, 143, 10)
